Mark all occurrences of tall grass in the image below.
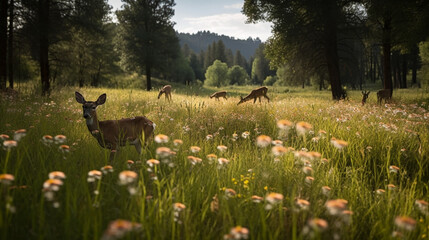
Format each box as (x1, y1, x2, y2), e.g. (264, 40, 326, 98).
(0, 86, 428, 240)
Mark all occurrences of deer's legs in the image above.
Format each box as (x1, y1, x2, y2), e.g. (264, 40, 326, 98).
(264, 94, 270, 102)
(253, 98, 257, 103)
(134, 141, 142, 156)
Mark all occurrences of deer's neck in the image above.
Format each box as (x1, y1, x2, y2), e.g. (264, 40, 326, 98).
(86, 113, 100, 132)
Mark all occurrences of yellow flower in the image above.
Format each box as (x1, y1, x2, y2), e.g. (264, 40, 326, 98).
(154, 134, 169, 143)
(264, 186, 268, 190)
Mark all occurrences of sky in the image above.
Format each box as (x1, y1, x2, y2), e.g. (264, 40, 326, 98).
(108, 0, 272, 42)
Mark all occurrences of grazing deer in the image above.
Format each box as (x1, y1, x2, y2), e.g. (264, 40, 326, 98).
(361, 90, 370, 106)
(210, 91, 227, 100)
(158, 85, 172, 101)
(377, 89, 391, 104)
(75, 92, 155, 160)
(237, 86, 270, 105)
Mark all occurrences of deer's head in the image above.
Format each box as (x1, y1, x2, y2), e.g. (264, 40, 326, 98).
(237, 96, 245, 105)
(361, 90, 370, 105)
(75, 92, 106, 119)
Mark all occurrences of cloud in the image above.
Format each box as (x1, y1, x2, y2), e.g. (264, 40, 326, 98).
(179, 13, 272, 41)
(224, 3, 242, 9)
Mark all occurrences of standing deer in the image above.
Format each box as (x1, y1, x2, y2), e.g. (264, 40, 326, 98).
(377, 89, 391, 104)
(75, 92, 155, 160)
(210, 91, 227, 100)
(361, 90, 370, 106)
(158, 85, 172, 101)
(237, 86, 270, 105)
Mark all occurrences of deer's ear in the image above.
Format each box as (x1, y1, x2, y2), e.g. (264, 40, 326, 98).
(75, 92, 86, 104)
(96, 93, 106, 106)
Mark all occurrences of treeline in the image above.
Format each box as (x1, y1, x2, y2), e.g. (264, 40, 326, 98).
(177, 31, 262, 60)
(1, 0, 429, 98)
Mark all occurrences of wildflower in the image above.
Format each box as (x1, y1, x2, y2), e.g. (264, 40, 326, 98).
(296, 121, 312, 136)
(87, 170, 102, 182)
(325, 199, 348, 215)
(127, 160, 134, 168)
(266, 192, 284, 205)
(173, 139, 183, 146)
(330, 137, 348, 150)
(311, 137, 320, 142)
(415, 200, 428, 215)
(251, 195, 264, 203)
(271, 140, 283, 146)
(188, 156, 202, 165)
(48, 171, 66, 180)
(156, 147, 172, 158)
(277, 119, 293, 130)
(54, 134, 67, 144)
(308, 218, 328, 231)
(232, 133, 238, 141)
(173, 202, 186, 223)
(2, 140, 17, 150)
(59, 144, 70, 153)
(118, 171, 138, 185)
(210, 195, 219, 212)
(256, 135, 272, 148)
(173, 202, 186, 211)
(0, 134, 10, 140)
(42, 135, 53, 144)
(207, 154, 217, 163)
(296, 199, 310, 210)
(154, 134, 169, 144)
(146, 159, 160, 167)
(206, 134, 213, 140)
(318, 130, 327, 137)
(321, 186, 331, 197)
(376, 189, 386, 195)
(225, 188, 237, 198)
(0, 174, 14, 185)
(190, 146, 201, 153)
(241, 131, 250, 139)
(305, 176, 314, 184)
(303, 167, 313, 175)
(102, 219, 142, 240)
(101, 165, 114, 174)
(43, 179, 63, 191)
(224, 226, 249, 240)
(218, 158, 229, 165)
(342, 210, 354, 224)
(394, 216, 416, 231)
(217, 145, 228, 152)
(389, 165, 400, 173)
(14, 129, 27, 141)
(387, 184, 396, 190)
(271, 145, 287, 157)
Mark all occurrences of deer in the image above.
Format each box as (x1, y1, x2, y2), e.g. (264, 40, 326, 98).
(75, 92, 155, 161)
(237, 86, 270, 105)
(376, 89, 391, 104)
(158, 85, 172, 101)
(210, 91, 227, 101)
(361, 90, 370, 106)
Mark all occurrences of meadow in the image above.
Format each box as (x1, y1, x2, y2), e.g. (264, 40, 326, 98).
(0, 85, 428, 240)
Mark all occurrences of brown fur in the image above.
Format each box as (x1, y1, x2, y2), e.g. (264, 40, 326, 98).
(75, 92, 155, 160)
(376, 89, 391, 104)
(210, 91, 227, 100)
(237, 87, 270, 105)
(158, 85, 172, 101)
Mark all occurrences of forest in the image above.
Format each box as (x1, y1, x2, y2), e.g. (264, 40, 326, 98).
(1, 0, 429, 99)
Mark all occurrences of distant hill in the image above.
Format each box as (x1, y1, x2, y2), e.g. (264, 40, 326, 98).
(177, 31, 262, 60)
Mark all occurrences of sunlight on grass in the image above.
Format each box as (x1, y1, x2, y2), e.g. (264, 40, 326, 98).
(0, 87, 428, 239)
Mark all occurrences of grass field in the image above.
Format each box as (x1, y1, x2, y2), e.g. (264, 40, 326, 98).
(0, 85, 428, 240)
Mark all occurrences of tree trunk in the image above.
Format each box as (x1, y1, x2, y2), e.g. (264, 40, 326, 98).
(401, 57, 407, 88)
(0, 0, 7, 90)
(8, 0, 13, 89)
(40, 0, 50, 96)
(323, 1, 342, 100)
(146, 63, 152, 91)
(382, 17, 393, 97)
